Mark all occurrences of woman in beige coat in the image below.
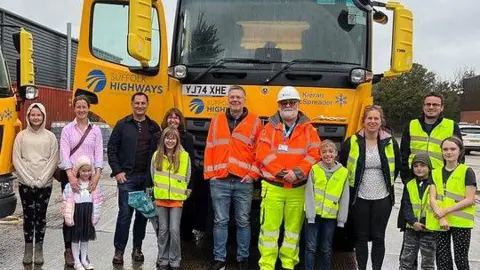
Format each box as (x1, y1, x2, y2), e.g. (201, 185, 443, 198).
(13, 103, 58, 265)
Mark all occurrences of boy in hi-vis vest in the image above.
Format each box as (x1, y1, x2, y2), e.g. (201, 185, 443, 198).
(304, 140, 349, 270)
(398, 153, 435, 270)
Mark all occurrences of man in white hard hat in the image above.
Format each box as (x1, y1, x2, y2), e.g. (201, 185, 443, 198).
(256, 86, 321, 270)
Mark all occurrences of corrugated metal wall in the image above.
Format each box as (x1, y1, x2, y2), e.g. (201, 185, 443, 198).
(18, 86, 75, 130)
(0, 8, 78, 89)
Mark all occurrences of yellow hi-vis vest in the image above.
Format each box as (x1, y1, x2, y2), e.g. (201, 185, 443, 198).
(311, 164, 348, 219)
(405, 179, 431, 229)
(153, 150, 190, 201)
(346, 135, 396, 187)
(409, 118, 454, 169)
(426, 164, 475, 230)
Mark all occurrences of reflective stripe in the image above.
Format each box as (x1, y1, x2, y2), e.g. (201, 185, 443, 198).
(436, 194, 444, 201)
(261, 229, 279, 238)
(232, 132, 251, 145)
(228, 157, 260, 174)
(205, 163, 228, 172)
(155, 183, 186, 195)
(450, 211, 475, 221)
(251, 117, 261, 139)
(316, 202, 339, 216)
(155, 171, 185, 182)
(388, 157, 395, 163)
(206, 138, 231, 148)
(411, 203, 421, 211)
(445, 191, 465, 202)
(309, 142, 321, 148)
(314, 189, 340, 203)
(212, 116, 218, 141)
(410, 136, 443, 145)
(348, 156, 356, 164)
(283, 148, 306, 155)
(259, 239, 277, 248)
(281, 241, 297, 250)
(262, 171, 275, 179)
(284, 230, 299, 240)
(262, 154, 277, 166)
(304, 155, 316, 165)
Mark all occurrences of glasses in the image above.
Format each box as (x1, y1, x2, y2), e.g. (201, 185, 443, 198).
(279, 100, 298, 106)
(424, 103, 442, 108)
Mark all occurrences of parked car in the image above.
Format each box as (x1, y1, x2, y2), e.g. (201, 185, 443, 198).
(459, 124, 480, 155)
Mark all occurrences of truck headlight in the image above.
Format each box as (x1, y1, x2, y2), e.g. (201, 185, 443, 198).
(0, 181, 14, 196)
(350, 68, 373, 85)
(168, 65, 187, 80)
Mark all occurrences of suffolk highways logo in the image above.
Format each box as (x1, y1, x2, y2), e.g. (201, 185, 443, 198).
(189, 98, 204, 114)
(86, 69, 107, 93)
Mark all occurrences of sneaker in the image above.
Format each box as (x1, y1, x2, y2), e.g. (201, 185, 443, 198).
(112, 249, 124, 265)
(64, 248, 75, 267)
(132, 247, 145, 262)
(209, 260, 226, 270)
(73, 263, 86, 270)
(82, 262, 94, 270)
(237, 259, 249, 270)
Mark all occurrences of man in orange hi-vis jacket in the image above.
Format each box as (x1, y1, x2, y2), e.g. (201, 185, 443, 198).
(204, 85, 262, 270)
(256, 86, 321, 270)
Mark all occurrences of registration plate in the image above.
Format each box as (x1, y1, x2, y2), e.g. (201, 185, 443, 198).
(182, 84, 231, 96)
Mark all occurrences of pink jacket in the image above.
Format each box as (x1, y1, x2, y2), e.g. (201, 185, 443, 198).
(62, 182, 103, 226)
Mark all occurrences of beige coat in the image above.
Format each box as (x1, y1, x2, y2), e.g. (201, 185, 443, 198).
(13, 103, 59, 188)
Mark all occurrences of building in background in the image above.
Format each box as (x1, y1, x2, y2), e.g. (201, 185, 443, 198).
(0, 8, 77, 128)
(461, 75, 480, 124)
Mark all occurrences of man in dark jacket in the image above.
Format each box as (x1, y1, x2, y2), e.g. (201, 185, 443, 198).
(108, 92, 161, 265)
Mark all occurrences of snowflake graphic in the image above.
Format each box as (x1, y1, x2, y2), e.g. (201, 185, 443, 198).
(336, 94, 347, 106)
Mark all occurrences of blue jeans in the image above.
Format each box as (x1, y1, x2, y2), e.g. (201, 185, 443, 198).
(304, 217, 337, 270)
(210, 176, 253, 262)
(113, 173, 149, 252)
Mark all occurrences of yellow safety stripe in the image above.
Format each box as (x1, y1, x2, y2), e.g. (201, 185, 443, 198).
(155, 182, 186, 195)
(155, 171, 185, 182)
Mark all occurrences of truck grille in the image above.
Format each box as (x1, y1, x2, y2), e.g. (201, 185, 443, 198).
(185, 119, 211, 168)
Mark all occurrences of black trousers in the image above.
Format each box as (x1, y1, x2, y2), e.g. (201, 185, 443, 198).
(19, 184, 52, 243)
(352, 196, 392, 270)
(436, 228, 471, 270)
(60, 169, 72, 249)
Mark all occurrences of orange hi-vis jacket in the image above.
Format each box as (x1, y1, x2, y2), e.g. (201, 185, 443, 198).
(203, 109, 263, 180)
(256, 111, 321, 188)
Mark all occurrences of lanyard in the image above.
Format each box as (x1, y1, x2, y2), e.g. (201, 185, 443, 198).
(283, 123, 295, 139)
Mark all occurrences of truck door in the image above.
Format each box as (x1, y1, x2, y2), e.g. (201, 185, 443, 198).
(74, 0, 172, 126)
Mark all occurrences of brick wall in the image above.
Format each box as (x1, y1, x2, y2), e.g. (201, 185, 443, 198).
(461, 111, 480, 124)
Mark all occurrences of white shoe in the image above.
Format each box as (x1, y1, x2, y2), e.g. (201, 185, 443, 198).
(74, 263, 86, 270)
(82, 262, 94, 270)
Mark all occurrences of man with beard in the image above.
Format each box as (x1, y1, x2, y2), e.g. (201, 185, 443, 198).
(397, 92, 462, 269)
(256, 86, 321, 270)
(204, 85, 262, 270)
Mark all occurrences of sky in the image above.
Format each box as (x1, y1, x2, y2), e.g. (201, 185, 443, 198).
(0, 0, 478, 81)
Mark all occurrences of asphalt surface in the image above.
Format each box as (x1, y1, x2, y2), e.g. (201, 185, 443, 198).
(1, 152, 480, 270)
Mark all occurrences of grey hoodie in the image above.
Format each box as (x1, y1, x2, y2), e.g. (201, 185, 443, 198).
(305, 161, 350, 227)
(12, 103, 59, 188)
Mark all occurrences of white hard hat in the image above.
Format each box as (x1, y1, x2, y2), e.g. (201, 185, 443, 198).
(277, 86, 301, 102)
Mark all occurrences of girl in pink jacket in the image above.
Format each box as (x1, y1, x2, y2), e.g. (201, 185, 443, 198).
(62, 156, 103, 270)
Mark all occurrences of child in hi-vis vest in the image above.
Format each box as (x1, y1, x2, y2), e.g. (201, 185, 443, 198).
(304, 140, 349, 270)
(427, 136, 476, 270)
(398, 153, 435, 270)
(151, 127, 192, 270)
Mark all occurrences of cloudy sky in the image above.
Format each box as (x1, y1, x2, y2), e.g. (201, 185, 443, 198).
(0, 0, 478, 81)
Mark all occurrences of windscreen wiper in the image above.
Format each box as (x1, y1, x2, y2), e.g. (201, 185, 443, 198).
(264, 59, 359, 85)
(192, 58, 282, 83)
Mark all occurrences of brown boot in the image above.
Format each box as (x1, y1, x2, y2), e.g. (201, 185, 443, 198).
(132, 247, 144, 262)
(112, 249, 124, 265)
(64, 248, 74, 267)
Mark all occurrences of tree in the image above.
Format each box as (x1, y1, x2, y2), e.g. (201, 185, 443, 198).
(373, 63, 436, 133)
(188, 12, 224, 63)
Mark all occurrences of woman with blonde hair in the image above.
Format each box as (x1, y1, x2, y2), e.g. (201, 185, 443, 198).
(339, 105, 401, 270)
(151, 127, 192, 270)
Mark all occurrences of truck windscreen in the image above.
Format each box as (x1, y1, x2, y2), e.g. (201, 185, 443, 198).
(174, 0, 367, 70)
(0, 50, 11, 96)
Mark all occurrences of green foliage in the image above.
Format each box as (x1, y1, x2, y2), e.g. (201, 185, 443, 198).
(373, 63, 476, 134)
